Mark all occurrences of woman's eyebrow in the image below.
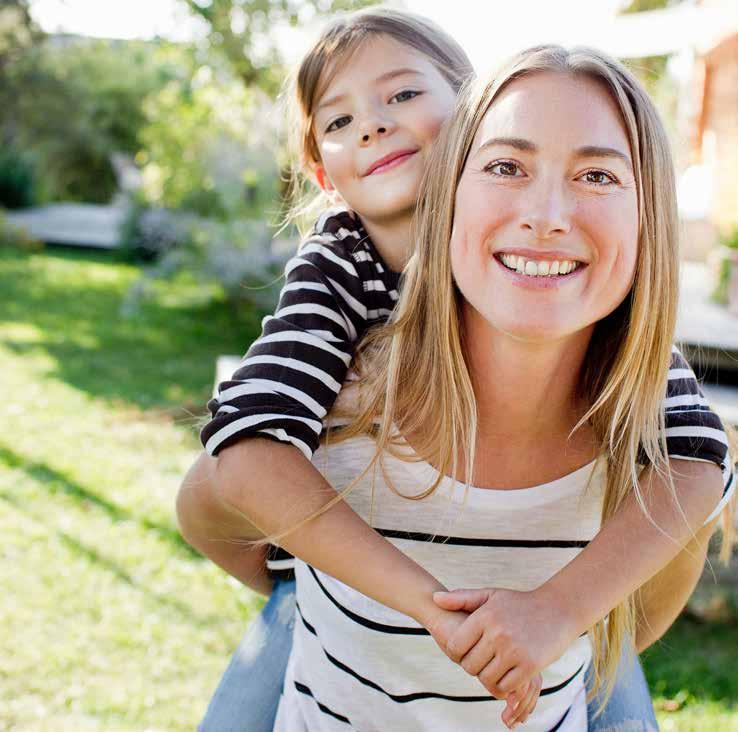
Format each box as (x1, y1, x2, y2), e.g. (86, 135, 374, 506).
(316, 68, 424, 112)
(477, 137, 632, 166)
(574, 145, 632, 167)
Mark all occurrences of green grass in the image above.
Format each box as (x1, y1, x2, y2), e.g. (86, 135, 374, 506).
(1, 245, 736, 730)
(643, 618, 738, 731)
(0, 246, 265, 731)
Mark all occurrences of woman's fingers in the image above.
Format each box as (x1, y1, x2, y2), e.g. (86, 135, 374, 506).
(459, 634, 497, 676)
(477, 655, 513, 699)
(433, 589, 490, 613)
(445, 619, 484, 663)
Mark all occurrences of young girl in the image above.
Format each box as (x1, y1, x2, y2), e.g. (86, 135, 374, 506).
(179, 9, 735, 731)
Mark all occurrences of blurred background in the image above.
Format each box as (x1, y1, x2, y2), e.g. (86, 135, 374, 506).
(1, 0, 737, 730)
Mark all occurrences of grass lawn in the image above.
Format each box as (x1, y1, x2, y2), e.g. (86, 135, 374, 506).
(1, 245, 736, 730)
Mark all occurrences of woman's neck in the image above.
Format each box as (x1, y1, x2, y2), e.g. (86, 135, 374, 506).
(360, 211, 413, 274)
(462, 304, 598, 486)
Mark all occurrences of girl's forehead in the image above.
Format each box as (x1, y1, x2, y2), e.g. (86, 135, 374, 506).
(314, 35, 439, 107)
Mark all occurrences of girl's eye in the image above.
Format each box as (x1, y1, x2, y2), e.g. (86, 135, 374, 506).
(390, 89, 420, 103)
(579, 169, 617, 186)
(484, 160, 524, 177)
(325, 115, 352, 133)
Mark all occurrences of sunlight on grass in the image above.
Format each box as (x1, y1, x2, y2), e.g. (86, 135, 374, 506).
(0, 248, 265, 731)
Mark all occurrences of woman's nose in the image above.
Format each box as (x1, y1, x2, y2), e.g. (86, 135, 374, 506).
(518, 182, 572, 238)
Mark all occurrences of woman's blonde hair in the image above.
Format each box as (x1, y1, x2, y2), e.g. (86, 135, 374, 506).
(262, 43, 735, 714)
(282, 6, 474, 232)
(303, 45, 735, 712)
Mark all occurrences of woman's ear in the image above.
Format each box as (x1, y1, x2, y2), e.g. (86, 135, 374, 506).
(314, 165, 335, 193)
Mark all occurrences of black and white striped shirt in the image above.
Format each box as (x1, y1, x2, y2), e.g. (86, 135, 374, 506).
(200, 208, 733, 576)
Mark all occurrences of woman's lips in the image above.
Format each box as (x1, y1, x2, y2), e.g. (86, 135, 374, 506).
(363, 150, 418, 176)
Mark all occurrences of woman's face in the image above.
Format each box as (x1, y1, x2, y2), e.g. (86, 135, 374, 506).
(450, 71, 639, 345)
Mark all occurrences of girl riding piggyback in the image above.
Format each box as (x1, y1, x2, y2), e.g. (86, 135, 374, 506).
(178, 8, 735, 732)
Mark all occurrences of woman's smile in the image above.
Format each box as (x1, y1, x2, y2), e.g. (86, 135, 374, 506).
(494, 253, 588, 289)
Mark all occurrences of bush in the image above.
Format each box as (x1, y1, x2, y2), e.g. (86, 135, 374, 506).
(0, 210, 42, 250)
(117, 198, 193, 262)
(0, 146, 37, 208)
(121, 215, 283, 317)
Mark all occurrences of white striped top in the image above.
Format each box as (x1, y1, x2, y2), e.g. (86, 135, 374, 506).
(200, 207, 733, 578)
(275, 438, 608, 732)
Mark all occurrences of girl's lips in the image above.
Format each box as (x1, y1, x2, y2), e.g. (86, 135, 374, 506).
(493, 254, 587, 290)
(363, 150, 418, 176)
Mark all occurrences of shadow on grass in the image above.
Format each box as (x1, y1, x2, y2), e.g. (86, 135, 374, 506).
(0, 443, 200, 560)
(0, 247, 264, 413)
(0, 488, 231, 628)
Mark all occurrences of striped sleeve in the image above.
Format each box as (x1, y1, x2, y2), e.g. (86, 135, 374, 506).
(200, 209, 399, 460)
(663, 345, 735, 520)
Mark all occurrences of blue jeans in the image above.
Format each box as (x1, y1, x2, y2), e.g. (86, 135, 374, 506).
(199, 578, 658, 731)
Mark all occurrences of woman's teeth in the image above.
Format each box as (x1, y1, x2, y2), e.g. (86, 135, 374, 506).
(499, 254, 581, 277)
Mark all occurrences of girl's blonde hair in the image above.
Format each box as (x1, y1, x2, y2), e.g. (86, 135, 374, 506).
(282, 6, 474, 232)
(298, 45, 734, 713)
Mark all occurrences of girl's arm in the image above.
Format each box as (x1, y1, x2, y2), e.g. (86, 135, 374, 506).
(176, 444, 448, 619)
(207, 437, 448, 622)
(634, 515, 719, 653)
(538, 458, 728, 638)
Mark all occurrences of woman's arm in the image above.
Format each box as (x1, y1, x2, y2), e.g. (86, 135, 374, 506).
(177, 451, 273, 596)
(634, 515, 718, 653)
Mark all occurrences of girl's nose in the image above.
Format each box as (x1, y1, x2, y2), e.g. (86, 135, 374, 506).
(361, 126, 387, 143)
(358, 110, 396, 145)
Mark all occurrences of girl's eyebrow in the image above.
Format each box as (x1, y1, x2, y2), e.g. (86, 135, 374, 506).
(477, 137, 632, 167)
(316, 68, 424, 112)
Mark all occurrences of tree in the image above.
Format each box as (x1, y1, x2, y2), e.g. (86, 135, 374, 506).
(180, 0, 378, 95)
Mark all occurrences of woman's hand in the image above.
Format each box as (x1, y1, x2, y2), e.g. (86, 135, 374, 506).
(432, 586, 578, 698)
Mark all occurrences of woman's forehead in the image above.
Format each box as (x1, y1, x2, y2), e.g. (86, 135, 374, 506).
(472, 72, 631, 159)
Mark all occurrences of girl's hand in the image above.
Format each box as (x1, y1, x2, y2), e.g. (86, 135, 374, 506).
(422, 604, 470, 659)
(502, 674, 542, 729)
(432, 587, 577, 700)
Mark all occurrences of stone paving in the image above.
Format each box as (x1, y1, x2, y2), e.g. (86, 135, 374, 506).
(6, 203, 125, 249)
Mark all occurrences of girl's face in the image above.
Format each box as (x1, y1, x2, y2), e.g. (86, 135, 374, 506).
(450, 71, 639, 345)
(312, 35, 458, 226)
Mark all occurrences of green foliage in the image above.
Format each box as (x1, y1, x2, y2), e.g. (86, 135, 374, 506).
(621, 0, 686, 12)
(0, 144, 37, 208)
(2, 38, 179, 204)
(137, 61, 282, 220)
(181, 0, 381, 95)
(721, 228, 738, 251)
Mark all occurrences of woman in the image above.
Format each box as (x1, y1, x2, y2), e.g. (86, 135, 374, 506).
(180, 45, 734, 731)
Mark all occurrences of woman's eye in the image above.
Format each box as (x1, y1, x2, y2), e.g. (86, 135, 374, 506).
(390, 89, 420, 103)
(325, 115, 352, 133)
(484, 161, 523, 177)
(580, 170, 616, 186)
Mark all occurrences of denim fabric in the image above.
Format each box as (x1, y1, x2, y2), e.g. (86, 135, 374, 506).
(585, 639, 659, 731)
(200, 578, 658, 731)
(198, 578, 296, 732)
